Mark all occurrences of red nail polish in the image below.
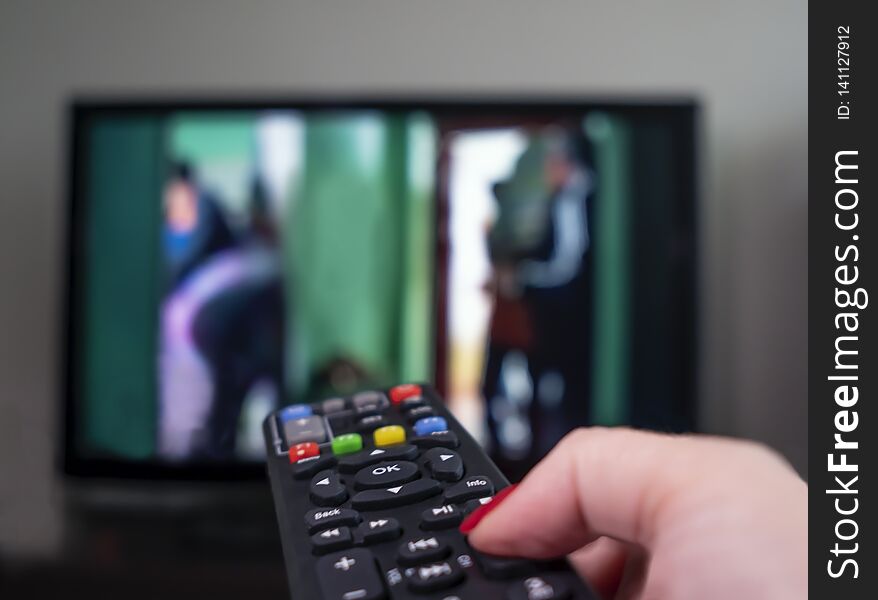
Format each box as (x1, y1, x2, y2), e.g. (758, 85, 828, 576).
(459, 484, 518, 534)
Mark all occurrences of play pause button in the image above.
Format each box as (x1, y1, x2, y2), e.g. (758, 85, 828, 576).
(311, 526, 354, 554)
(420, 504, 463, 530)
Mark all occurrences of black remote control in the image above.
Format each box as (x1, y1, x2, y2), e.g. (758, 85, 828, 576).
(263, 383, 597, 600)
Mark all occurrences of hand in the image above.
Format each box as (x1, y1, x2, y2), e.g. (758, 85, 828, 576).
(461, 427, 807, 599)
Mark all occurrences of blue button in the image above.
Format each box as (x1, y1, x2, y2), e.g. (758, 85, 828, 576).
(413, 416, 448, 436)
(279, 404, 313, 422)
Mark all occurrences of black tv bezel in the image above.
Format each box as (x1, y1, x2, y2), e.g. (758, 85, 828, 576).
(61, 95, 699, 481)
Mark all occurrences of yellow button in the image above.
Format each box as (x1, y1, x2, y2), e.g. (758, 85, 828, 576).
(373, 425, 406, 447)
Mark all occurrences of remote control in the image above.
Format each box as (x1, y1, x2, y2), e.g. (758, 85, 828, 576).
(263, 383, 597, 600)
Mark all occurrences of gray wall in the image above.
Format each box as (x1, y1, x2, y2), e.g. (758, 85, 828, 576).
(0, 0, 807, 556)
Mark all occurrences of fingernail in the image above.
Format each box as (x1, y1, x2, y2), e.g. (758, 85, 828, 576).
(459, 484, 518, 534)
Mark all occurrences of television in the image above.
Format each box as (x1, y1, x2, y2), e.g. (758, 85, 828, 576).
(62, 97, 697, 483)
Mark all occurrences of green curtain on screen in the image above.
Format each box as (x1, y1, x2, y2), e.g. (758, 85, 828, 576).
(81, 116, 163, 458)
(286, 112, 435, 397)
(585, 113, 633, 426)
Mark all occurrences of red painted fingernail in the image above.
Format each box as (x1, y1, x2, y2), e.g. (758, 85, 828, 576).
(459, 484, 518, 534)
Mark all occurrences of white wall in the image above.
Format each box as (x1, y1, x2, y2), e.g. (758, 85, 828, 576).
(0, 0, 807, 556)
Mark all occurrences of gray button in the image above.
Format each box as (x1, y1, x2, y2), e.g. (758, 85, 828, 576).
(322, 398, 348, 414)
(351, 391, 389, 414)
(283, 415, 328, 445)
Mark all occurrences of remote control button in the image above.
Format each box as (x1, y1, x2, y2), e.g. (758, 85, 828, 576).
(282, 415, 328, 446)
(316, 549, 386, 600)
(373, 425, 406, 447)
(475, 553, 535, 580)
(311, 470, 349, 506)
(507, 576, 571, 600)
(332, 433, 364, 456)
(327, 409, 358, 431)
(351, 478, 441, 511)
(444, 476, 494, 503)
(423, 448, 464, 481)
(420, 504, 463, 530)
(278, 403, 313, 421)
(292, 454, 337, 479)
(357, 415, 389, 433)
(389, 384, 422, 405)
(411, 431, 460, 448)
(354, 461, 420, 490)
(352, 391, 390, 416)
(311, 526, 354, 554)
(289, 442, 320, 463)
(397, 535, 450, 566)
(462, 496, 494, 515)
(413, 417, 448, 437)
(305, 507, 362, 533)
(358, 517, 402, 544)
(399, 396, 427, 411)
(405, 560, 465, 593)
(405, 406, 436, 423)
(338, 444, 419, 473)
(321, 397, 348, 415)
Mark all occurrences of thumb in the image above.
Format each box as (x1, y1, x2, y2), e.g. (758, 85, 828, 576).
(464, 427, 770, 558)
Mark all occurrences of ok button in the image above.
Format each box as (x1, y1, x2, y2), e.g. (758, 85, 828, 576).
(354, 460, 419, 490)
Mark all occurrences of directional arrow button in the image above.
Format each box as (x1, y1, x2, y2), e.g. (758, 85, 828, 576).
(351, 478, 441, 510)
(310, 470, 348, 506)
(424, 448, 464, 482)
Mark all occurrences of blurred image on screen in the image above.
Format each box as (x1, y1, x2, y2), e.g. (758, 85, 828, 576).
(73, 104, 694, 479)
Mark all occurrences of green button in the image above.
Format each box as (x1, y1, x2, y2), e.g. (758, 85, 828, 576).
(332, 433, 363, 456)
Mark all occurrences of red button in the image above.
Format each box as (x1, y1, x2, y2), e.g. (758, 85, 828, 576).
(289, 442, 320, 463)
(389, 384, 422, 405)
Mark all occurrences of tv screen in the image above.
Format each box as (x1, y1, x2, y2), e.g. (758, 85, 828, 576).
(63, 99, 696, 480)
